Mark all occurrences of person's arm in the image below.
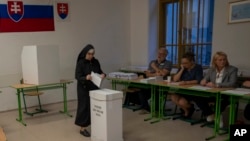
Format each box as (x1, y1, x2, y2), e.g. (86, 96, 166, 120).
(219, 67, 238, 88)
(179, 80, 198, 85)
(145, 70, 158, 77)
(153, 61, 172, 77)
(243, 81, 250, 88)
(173, 66, 184, 82)
(145, 61, 161, 77)
(151, 62, 169, 76)
(95, 59, 106, 79)
(75, 60, 90, 84)
(179, 65, 202, 85)
(200, 68, 212, 86)
(204, 71, 216, 88)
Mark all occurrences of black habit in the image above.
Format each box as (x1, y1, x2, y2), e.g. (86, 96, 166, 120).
(75, 44, 104, 127)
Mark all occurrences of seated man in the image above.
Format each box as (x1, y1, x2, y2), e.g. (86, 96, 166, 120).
(138, 47, 172, 114)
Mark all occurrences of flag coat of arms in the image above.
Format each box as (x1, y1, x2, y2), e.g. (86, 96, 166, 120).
(57, 2, 68, 19)
(0, 0, 55, 32)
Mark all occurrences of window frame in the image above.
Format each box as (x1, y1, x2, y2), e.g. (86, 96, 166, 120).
(158, 0, 214, 68)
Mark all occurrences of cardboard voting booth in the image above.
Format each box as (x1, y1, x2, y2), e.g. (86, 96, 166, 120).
(90, 89, 123, 141)
(21, 45, 60, 85)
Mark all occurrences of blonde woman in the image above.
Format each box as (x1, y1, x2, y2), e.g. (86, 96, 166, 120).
(199, 51, 238, 127)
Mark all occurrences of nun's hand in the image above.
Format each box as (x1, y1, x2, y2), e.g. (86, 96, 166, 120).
(86, 74, 92, 80)
(101, 74, 106, 79)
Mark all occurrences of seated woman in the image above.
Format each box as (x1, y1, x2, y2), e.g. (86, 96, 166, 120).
(199, 51, 238, 127)
(170, 52, 203, 118)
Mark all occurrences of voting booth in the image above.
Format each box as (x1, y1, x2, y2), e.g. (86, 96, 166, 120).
(90, 89, 123, 141)
(21, 45, 60, 85)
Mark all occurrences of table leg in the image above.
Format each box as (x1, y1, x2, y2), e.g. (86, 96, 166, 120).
(144, 85, 155, 122)
(112, 80, 116, 90)
(226, 96, 237, 141)
(16, 89, 26, 126)
(150, 86, 161, 124)
(205, 92, 221, 140)
(59, 83, 73, 117)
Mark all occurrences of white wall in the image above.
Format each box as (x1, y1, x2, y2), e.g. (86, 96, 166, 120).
(213, 0, 250, 75)
(130, 0, 159, 66)
(130, 0, 149, 66)
(0, 0, 130, 112)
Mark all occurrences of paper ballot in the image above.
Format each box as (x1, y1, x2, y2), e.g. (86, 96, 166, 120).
(91, 72, 103, 87)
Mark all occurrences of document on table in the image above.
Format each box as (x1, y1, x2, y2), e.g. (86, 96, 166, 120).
(223, 88, 250, 96)
(189, 85, 212, 90)
(91, 72, 103, 87)
(169, 82, 180, 85)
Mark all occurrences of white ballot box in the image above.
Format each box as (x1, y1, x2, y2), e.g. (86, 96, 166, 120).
(21, 45, 60, 85)
(90, 89, 123, 141)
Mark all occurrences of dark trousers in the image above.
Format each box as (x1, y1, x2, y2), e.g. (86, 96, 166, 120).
(138, 88, 151, 111)
(138, 88, 161, 112)
(193, 95, 229, 116)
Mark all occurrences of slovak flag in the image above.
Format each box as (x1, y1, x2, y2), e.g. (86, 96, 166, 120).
(0, 0, 55, 32)
(57, 2, 68, 19)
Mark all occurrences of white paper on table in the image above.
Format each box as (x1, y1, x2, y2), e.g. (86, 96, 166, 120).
(189, 85, 212, 90)
(223, 88, 250, 96)
(169, 82, 180, 85)
(91, 71, 103, 87)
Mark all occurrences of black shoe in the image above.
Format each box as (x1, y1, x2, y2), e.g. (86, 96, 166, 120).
(80, 129, 90, 137)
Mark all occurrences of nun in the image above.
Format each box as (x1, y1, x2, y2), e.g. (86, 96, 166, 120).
(75, 44, 106, 137)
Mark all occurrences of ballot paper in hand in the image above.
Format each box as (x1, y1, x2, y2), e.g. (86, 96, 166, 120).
(91, 71, 103, 87)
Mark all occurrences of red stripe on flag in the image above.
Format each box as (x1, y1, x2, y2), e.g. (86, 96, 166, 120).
(0, 18, 55, 32)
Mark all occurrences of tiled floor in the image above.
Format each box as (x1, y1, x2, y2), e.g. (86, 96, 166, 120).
(0, 100, 232, 141)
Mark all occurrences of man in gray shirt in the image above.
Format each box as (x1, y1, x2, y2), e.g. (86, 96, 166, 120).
(139, 47, 172, 114)
(145, 48, 172, 79)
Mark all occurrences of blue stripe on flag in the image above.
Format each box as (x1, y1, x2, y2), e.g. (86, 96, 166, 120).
(0, 5, 53, 18)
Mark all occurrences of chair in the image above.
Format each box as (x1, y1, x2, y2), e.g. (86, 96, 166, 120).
(22, 91, 48, 116)
(122, 88, 142, 111)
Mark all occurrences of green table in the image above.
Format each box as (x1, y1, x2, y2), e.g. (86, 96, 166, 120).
(153, 82, 232, 140)
(108, 78, 227, 140)
(107, 77, 158, 122)
(11, 80, 73, 126)
(221, 88, 250, 141)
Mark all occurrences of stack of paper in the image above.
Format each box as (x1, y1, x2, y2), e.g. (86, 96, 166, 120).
(140, 77, 156, 83)
(108, 72, 138, 80)
(223, 88, 250, 96)
(189, 86, 212, 90)
(169, 82, 181, 85)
